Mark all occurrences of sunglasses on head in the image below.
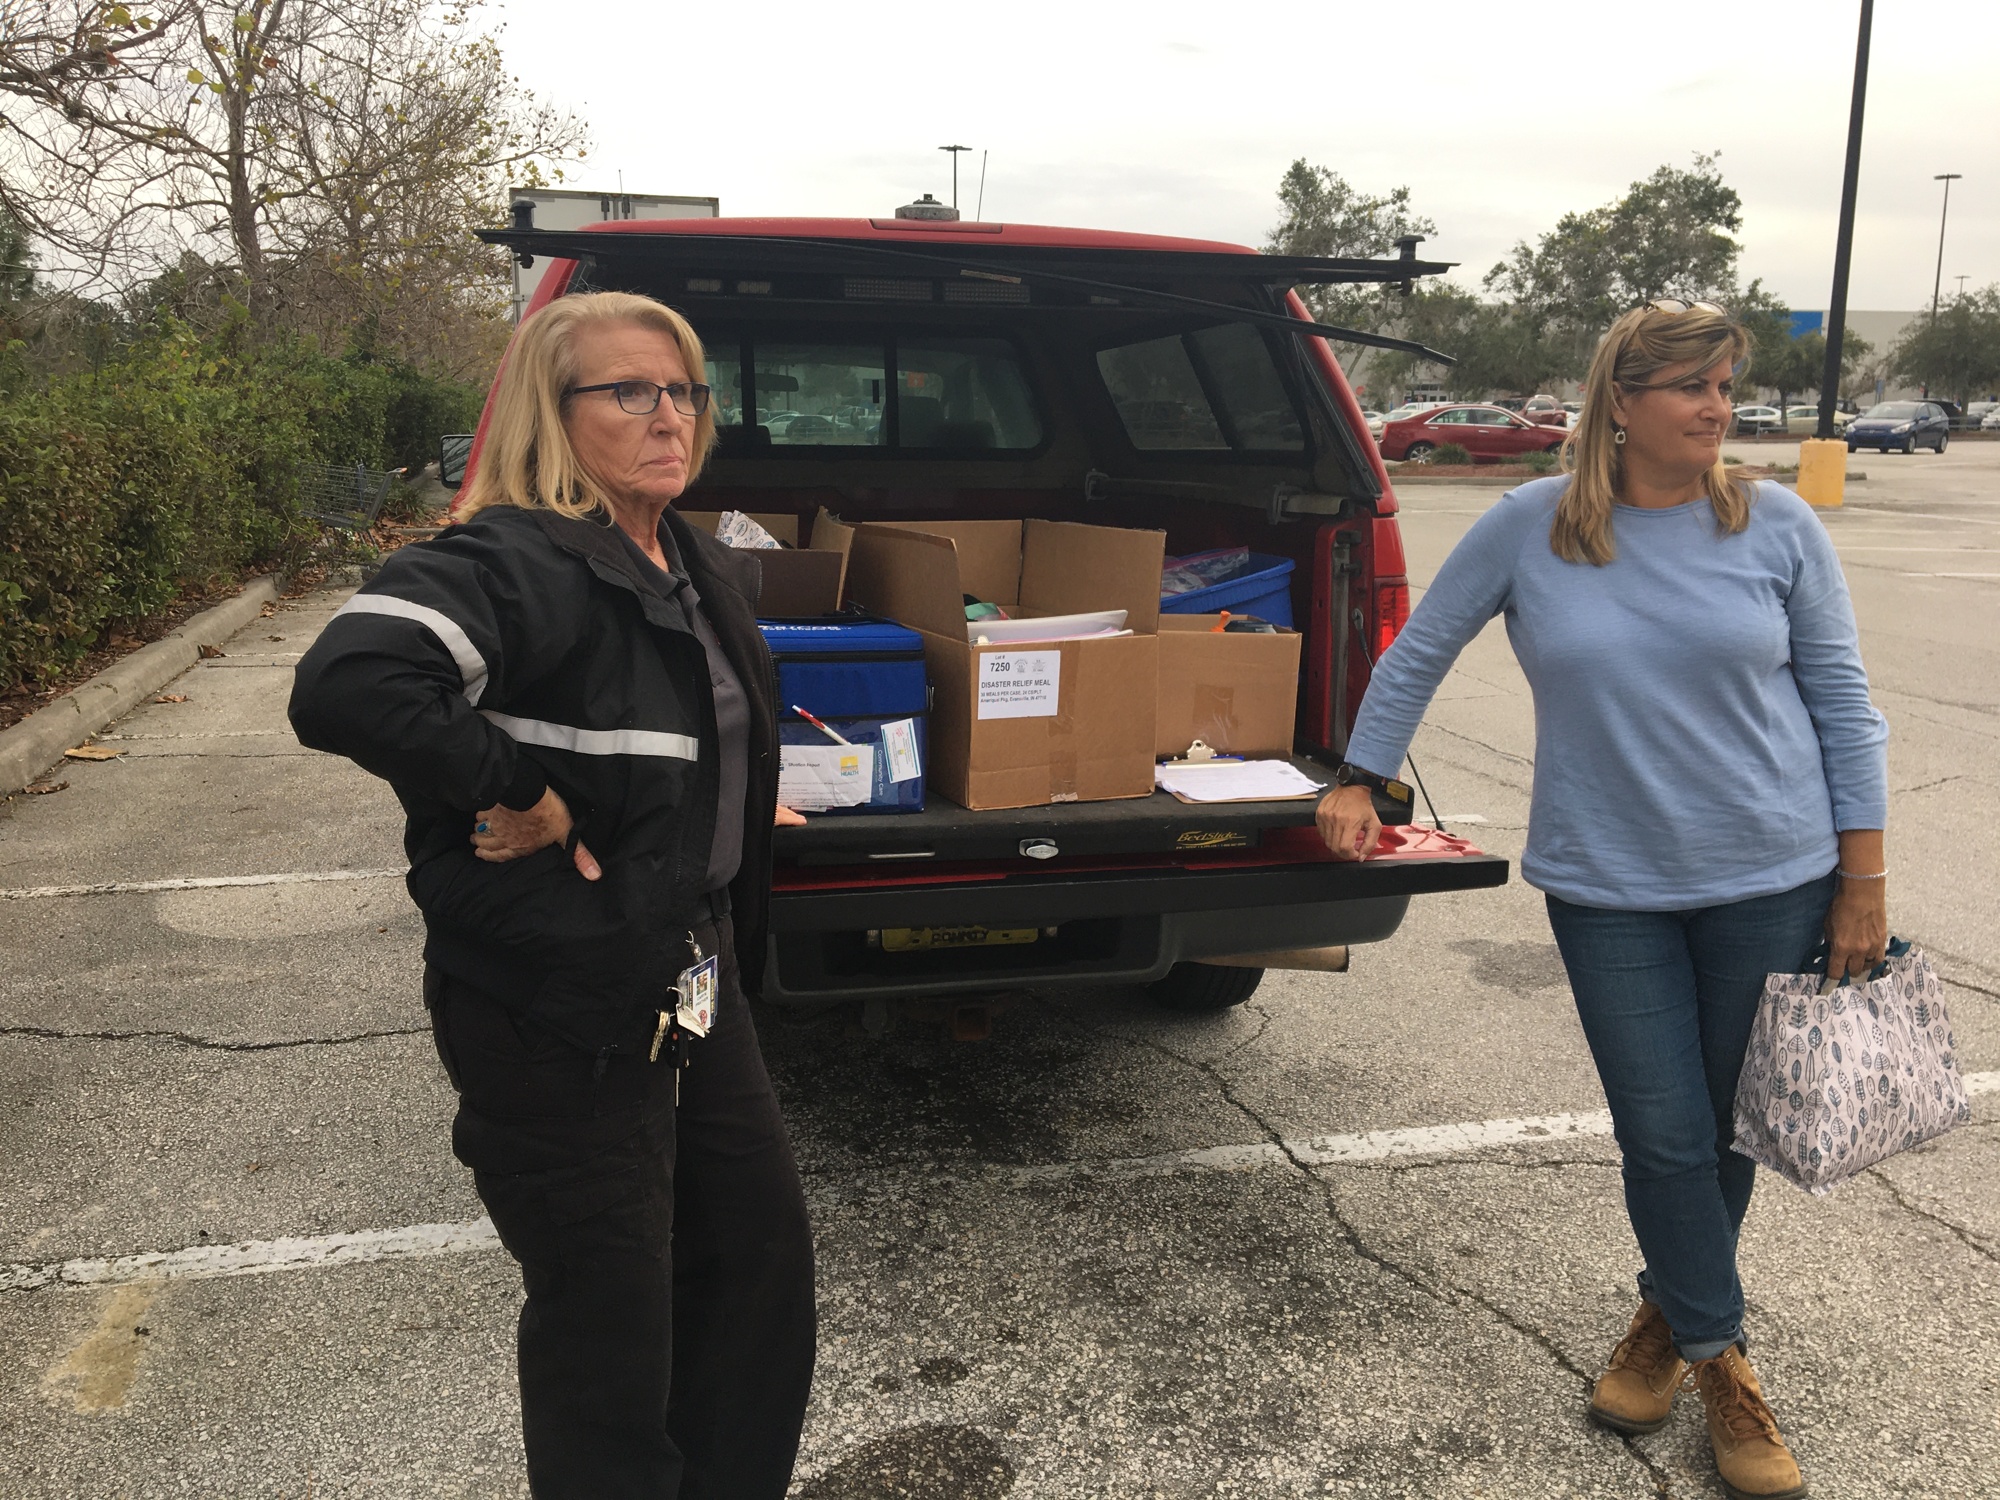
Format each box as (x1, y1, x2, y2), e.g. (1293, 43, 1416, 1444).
(1638, 298, 1729, 317)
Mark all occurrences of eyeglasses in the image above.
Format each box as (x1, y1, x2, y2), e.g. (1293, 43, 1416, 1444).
(1638, 298, 1729, 317)
(567, 379, 712, 417)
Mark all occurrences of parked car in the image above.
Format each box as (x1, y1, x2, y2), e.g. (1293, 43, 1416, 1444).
(1378, 400, 1451, 426)
(450, 209, 1506, 1014)
(1518, 394, 1567, 427)
(1732, 405, 1785, 435)
(1961, 400, 1998, 430)
(1982, 407, 2000, 432)
(1783, 404, 1854, 433)
(1361, 409, 1387, 439)
(1846, 400, 1951, 454)
(1378, 403, 1570, 464)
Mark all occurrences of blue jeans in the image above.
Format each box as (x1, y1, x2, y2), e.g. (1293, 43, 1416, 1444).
(1544, 872, 1835, 1361)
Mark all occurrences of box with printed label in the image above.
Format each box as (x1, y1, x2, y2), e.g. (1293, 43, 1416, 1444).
(843, 519, 1163, 811)
(1155, 615, 1303, 760)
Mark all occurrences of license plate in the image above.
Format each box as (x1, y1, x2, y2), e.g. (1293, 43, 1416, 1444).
(879, 925, 1040, 953)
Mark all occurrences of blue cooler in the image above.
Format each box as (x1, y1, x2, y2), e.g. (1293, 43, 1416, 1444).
(758, 615, 928, 814)
(1160, 553, 1296, 627)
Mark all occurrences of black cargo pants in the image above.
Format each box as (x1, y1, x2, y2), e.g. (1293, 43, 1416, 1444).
(425, 912, 816, 1499)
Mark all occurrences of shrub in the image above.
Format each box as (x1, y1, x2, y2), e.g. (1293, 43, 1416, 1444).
(0, 323, 483, 691)
(1430, 442, 1473, 465)
(1518, 448, 1562, 474)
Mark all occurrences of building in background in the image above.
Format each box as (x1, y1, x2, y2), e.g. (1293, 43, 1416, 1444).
(1787, 309, 1924, 402)
(507, 187, 719, 321)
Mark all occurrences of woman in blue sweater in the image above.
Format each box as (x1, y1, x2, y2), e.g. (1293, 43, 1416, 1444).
(1319, 301, 1887, 1500)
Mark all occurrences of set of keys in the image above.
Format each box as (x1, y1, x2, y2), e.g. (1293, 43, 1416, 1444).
(651, 929, 720, 1104)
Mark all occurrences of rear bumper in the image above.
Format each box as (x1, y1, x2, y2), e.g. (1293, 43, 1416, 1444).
(760, 852, 1508, 1005)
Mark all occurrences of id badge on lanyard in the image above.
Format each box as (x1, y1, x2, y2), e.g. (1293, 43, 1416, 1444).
(675, 932, 720, 1038)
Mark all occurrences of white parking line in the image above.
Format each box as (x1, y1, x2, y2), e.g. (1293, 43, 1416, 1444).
(0, 870, 403, 901)
(9, 1075, 1993, 1293)
(0, 1220, 499, 1292)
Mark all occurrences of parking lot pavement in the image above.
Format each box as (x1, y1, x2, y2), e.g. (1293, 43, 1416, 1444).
(2, 454, 1995, 1498)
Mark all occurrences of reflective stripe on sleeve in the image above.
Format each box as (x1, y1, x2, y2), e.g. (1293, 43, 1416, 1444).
(332, 594, 490, 705)
(478, 710, 699, 762)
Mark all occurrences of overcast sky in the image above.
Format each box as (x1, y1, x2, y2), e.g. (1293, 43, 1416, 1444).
(499, 0, 1994, 312)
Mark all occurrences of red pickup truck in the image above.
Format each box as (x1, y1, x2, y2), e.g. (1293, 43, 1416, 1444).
(448, 208, 1508, 1016)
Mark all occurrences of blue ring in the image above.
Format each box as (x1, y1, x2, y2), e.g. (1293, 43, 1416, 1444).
(475, 821, 490, 834)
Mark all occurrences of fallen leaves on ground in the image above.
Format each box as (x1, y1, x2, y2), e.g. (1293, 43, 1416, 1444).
(24, 781, 69, 795)
(197, 645, 226, 659)
(152, 693, 188, 704)
(63, 745, 121, 761)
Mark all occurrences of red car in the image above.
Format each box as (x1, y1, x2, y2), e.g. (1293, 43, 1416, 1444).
(1379, 403, 1570, 463)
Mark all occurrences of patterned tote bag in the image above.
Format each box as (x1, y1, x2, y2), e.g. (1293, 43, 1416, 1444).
(1733, 939, 1971, 1195)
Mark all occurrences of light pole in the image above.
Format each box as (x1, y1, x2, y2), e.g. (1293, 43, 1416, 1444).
(939, 145, 972, 210)
(1930, 173, 1962, 319)
(1814, 0, 1872, 445)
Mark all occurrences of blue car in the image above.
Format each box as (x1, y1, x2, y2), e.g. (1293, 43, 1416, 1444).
(1847, 400, 1951, 454)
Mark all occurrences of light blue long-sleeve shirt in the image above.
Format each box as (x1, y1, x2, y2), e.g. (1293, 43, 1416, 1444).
(1346, 477, 1889, 910)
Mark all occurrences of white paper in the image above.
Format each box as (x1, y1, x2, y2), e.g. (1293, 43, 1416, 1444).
(965, 610, 1125, 645)
(1153, 759, 1325, 803)
(779, 743, 876, 809)
(976, 650, 1062, 720)
(880, 718, 922, 783)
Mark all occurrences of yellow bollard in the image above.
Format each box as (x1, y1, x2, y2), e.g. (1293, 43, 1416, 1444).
(1796, 437, 1847, 509)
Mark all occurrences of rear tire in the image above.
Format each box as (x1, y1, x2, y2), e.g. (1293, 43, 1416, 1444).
(1404, 442, 1436, 463)
(1148, 962, 1264, 1012)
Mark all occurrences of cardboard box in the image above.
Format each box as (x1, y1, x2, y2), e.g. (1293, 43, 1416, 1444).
(682, 509, 854, 617)
(1155, 616, 1302, 760)
(844, 518, 1164, 810)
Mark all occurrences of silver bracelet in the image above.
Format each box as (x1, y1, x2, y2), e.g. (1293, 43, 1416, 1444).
(1836, 868, 1887, 880)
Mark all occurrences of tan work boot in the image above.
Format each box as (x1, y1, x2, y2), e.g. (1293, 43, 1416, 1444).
(1689, 1344, 1808, 1499)
(1588, 1300, 1686, 1435)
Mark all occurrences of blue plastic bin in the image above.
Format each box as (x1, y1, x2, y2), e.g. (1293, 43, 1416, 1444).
(1159, 554, 1295, 627)
(759, 615, 928, 814)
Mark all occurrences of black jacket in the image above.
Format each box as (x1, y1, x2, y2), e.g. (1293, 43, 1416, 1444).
(289, 504, 779, 1053)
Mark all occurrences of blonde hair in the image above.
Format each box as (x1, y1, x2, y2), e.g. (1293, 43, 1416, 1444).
(458, 291, 716, 521)
(1555, 304, 1754, 565)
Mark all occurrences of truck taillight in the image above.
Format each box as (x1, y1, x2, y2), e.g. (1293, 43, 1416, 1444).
(1374, 578, 1411, 660)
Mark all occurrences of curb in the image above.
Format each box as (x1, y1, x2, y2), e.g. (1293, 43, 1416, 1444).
(0, 575, 281, 795)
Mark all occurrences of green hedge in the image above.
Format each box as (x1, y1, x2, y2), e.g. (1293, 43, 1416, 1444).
(0, 326, 483, 692)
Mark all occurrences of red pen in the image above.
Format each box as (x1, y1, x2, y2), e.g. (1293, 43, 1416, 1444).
(791, 705, 851, 745)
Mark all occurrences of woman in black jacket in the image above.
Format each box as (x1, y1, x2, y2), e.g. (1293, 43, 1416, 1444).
(290, 291, 814, 1500)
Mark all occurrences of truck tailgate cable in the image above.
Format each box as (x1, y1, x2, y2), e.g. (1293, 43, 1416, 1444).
(1351, 606, 1445, 832)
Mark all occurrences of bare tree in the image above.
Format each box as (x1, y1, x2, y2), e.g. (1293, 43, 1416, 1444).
(1, 0, 584, 368)
(0, 0, 197, 278)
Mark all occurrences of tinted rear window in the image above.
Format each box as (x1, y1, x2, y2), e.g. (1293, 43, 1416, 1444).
(1097, 325, 1305, 453)
(705, 333, 1042, 452)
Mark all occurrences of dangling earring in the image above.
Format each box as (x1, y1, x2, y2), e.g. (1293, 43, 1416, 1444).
(1613, 427, 1627, 445)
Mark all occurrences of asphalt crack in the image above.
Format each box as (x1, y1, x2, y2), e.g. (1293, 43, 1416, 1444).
(1894, 774, 1969, 796)
(1074, 1014, 1673, 1496)
(0, 1024, 426, 1053)
(1865, 1166, 2000, 1266)
(1416, 721, 1536, 767)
